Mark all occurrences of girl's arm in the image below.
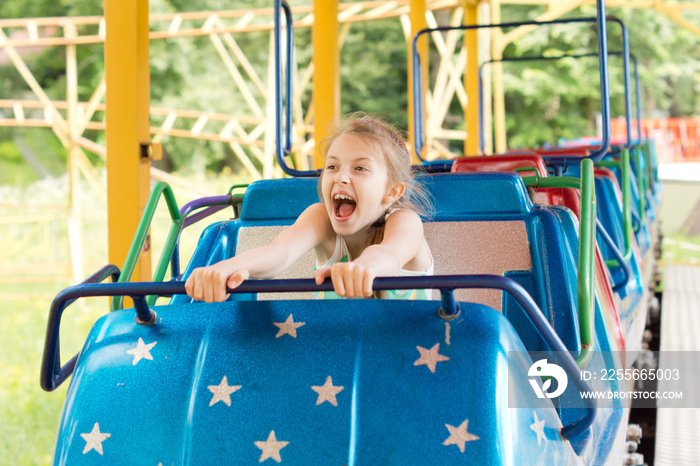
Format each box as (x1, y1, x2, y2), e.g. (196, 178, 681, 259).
(314, 209, 428, 298)
(186, 203, 331, 302)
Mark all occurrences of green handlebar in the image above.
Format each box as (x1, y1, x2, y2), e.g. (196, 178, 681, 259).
(521, 163, 596, 369)
(576, 158, 596, 368)
(111, 182, 183, 311)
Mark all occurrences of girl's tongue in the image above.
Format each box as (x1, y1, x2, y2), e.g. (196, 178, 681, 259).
(336, 199, 356, 219)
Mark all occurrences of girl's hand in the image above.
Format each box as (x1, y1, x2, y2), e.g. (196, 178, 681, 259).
(314, 262, 376, 298)
(185, 265, 250, 303)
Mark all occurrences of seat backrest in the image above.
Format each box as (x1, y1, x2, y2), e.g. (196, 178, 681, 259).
(425, 221, 531, 310)
(177, 172, 580, 352)
(451, 154, 549, 178)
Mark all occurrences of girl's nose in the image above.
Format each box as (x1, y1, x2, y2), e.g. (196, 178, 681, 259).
(334, 170, 350, 185)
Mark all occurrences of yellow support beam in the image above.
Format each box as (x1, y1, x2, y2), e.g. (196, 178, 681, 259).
(491, 0, 507, 154)
(105, 0, 152, 281)
(463, 0, 480, 156)
(408, 0, 428, 160)
(313, 0, 340, 169)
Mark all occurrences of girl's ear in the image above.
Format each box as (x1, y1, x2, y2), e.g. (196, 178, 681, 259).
(383, 182, 406, 205)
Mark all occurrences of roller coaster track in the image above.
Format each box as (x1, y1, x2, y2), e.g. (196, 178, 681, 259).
(0, 0, 472, 183)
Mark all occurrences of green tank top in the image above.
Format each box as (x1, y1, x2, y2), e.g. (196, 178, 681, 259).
(314, 235, 434, 300)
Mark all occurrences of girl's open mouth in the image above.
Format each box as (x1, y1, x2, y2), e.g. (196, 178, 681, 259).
(333, 193, 356, 220)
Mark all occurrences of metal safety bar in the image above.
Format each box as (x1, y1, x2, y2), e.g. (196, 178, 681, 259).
(42, 264, 120, 393)
(41, 273, 596, 438)
(478, 49, 637, 154)
(596, 217, 632, 293)
(112, 182, 184, 311)
(169, 184, 247, 280)
(274, 0, 318, 177)
(577, 159, 596, 368)
(413, 0, 611, 163)
(520, 159, 596, 368)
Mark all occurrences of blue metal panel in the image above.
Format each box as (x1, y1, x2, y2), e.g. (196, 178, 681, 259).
(593, 176, 646, 344)
(240, 178, 320, 221)
(419, 172, 534, 218)
(535, 207, 581, 352)
(539, 207, 627, 463)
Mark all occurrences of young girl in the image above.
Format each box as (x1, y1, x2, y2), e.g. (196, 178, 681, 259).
(185, 113, 433, 302)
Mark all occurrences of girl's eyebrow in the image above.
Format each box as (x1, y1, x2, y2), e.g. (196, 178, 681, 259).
(325, 155, 376, 164)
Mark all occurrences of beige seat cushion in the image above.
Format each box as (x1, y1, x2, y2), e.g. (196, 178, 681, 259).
(235, 221, 532, 310)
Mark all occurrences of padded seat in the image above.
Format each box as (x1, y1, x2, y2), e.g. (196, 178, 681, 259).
(176, 172, 583, 355)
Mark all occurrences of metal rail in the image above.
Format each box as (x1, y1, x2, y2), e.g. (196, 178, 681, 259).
(478, 49, 639, 155)
(111, 182, 183, 310)
(41, 272, 596, 438)
(412, 3, 612, 163)
(520, 159, 596, 368)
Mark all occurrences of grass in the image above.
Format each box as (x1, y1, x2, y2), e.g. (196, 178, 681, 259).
(0, 295, 104, 465)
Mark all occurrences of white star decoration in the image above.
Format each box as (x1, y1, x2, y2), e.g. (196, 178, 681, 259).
(208, 376, 242, 407)
(255, 430, 289, 463)
(125, 337, 157, 366)
(80, 422, 111, 455)
(273, 314, 305, 338)
(414, 343, 450, 373)
(311, 376, 344, 406)
(530, 411, 547, 447)
(443, 419, 479, 452)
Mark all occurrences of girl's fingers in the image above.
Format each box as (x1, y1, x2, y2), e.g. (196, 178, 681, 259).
(363, 269, 376, 298)
(184, 274, 195, 297)
(227, 269, 249, 289)
(314, 267, 331, 285)
(184, 267, 242, 303)
(330, 264, 348, 298)
(353, 265, 366, 298)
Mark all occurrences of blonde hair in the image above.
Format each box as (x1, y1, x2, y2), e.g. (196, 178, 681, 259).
(317, 112, 432, 224)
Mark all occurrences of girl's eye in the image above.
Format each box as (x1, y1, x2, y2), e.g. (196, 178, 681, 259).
(326, 164, 337, 170)
(355, 166, 368, 172)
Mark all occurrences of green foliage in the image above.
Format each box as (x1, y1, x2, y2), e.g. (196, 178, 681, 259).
(496, 5, 699, 149)
(0, 128, 66, 186)
(339, 19, 409, 129)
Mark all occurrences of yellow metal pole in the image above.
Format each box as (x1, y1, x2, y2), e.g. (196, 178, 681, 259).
(491, 0, 506, 154)
(312, 0, 340, 169)
(408, 0, 427, 161)
(463, 0, 480, 156)
(105, 0, 152, 281)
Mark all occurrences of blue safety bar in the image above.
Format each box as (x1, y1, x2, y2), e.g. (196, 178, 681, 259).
(478, 49, 637, 155)
(41, 273, 595, 438)
(274, 0, 319, 177)
(412, 1, 611, 164)
(596, 218, 632, 293)
(631, 54, 642, 142)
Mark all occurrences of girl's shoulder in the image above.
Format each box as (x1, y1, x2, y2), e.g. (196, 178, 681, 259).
(385, 208, 424, 228)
